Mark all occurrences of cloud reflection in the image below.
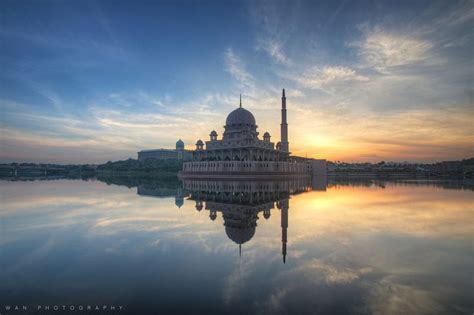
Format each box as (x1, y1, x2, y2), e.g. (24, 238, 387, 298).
(0, 179, 472, 314)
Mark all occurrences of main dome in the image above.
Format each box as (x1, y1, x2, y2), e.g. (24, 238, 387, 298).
(225, 107, 256, 126)
(225, 226, 256, 245)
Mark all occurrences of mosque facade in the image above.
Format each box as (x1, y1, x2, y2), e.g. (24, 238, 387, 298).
(180, 89, 311, 178)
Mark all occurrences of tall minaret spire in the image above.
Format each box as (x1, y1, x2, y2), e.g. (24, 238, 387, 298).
(280, 89, 289, 153)
(239, 94, 242, 108)
(281, 198, 289, 264)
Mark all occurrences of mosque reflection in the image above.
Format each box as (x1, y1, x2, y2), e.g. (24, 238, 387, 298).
(136, 177, 325, 263)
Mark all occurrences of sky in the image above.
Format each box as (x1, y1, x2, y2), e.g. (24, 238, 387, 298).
(0, 0, 473, 164)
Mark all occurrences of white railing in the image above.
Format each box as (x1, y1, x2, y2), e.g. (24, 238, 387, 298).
(182, 161, 308, 173)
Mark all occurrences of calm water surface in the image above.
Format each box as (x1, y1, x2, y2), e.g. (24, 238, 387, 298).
(0, 178, 472, 315)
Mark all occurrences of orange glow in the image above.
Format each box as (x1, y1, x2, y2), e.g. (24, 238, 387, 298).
(289, 183, 474, 239)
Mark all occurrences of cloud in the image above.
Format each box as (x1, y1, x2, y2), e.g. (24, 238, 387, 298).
(224, 48, 255, 89)
(249, 0, 296, 67)
(289, 103, 474, 162)
(355, 27, 437, 73)
(295, 66, 369, 90)
(368, 278, 446, 315)
(256, 38, 291, 65)
(1, 1, 472, 163)
(301, 259, 373, 284)
(0, 90, 246, 163)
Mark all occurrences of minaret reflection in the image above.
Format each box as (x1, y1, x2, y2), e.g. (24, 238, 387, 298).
(277, 199, 288, 263)
(182, 178, 312, 263)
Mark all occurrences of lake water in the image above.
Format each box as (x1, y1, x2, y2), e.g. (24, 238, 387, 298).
(0, 178, 473, 315)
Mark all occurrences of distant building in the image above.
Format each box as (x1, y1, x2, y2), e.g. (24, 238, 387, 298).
(138, 139, 193, 162)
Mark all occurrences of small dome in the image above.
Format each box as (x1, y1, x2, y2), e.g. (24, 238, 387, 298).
(263, 132, 270, 137)
(196, 139, 204, 145)
(225, 107, 256, 126)
(210, 130, 217, 136)
(225, 226, 255, 245)
(176, 139, 184, 148)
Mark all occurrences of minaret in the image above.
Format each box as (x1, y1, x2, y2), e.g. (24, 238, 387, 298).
(281, 198, 289, 263)
(280, 89, 289, 153)
(239, 94, 242, 108)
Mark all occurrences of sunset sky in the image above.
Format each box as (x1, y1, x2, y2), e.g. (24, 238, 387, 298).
(1, 0, 473, 164)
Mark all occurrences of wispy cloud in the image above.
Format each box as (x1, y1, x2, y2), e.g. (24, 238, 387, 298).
(295, 66, 369, 90)
(256, 38, 291, 65)
(354, 26, 438, 73)
(224, 48, 255, 90)
(0, 90, 249, 163)
(249, 0, 295, 67)
(1, 1, 472, 163)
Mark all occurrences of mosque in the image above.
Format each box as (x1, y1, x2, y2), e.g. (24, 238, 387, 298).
(180, 89, 321, 178)
(193, 90, 289, 162)
(183, 178, 312, 262)
(135, 177, 319, 263)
